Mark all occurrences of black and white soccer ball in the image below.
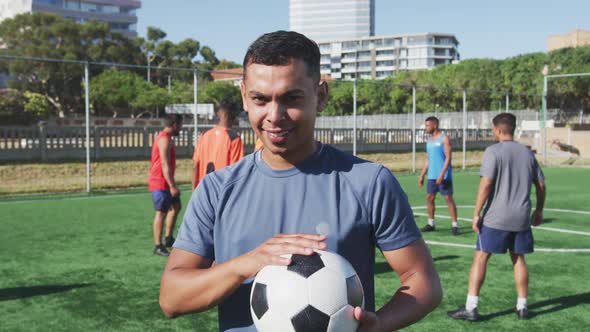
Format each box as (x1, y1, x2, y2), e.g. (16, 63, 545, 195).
(250, 250, 364, 332)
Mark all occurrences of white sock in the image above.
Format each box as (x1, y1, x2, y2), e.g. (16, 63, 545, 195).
(466, 295, 479, 311)
(452, 221, 458, 228)
(428, 219, 435, 226)
(516, 297, 527, 310)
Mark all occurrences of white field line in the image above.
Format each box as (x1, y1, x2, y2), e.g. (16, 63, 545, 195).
(412, 212, 590, 236)
(425, 240, 590, 253)
(0, 192, 150, 205)
(413, 205, 590, 216)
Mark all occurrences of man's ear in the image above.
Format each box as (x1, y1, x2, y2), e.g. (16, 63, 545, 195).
(317, 80, 329, 113)
(240, 80, 248, 112)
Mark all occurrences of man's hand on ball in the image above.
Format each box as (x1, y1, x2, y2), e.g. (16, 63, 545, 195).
(354, 307, 383, 332)
(234, 234, 327, 279)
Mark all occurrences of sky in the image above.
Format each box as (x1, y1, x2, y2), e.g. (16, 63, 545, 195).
(137, 0, 590, 63)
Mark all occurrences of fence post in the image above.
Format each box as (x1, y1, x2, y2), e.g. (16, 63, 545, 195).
(94, 127, 101, 159)
(143, 127, 150, 157)
(412, 84, 416, 173)
(39, 123, 47, 161)
(506, 93, 510, 111)
(462, 88, 467, 170)
(353, 79, 357, 156)
(84, 62, 91, 193)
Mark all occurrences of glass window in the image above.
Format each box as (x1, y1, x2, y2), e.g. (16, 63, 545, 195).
(65, 0, 79, 10)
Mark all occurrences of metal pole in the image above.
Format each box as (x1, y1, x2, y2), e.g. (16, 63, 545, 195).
(353, 79, 357, 156)
(84, 62, 91, 193)
(147, 52, 150, 82)
(198, 69, 199, 142)
(542, 75, 548, 165)
(168, 75, 171, 94)
(462, 88, 467, 170)
(412, 84, 416, 173)
(505, 93, 509, 112)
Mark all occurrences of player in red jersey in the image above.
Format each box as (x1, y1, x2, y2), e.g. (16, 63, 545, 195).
(149, 114, 183, 256)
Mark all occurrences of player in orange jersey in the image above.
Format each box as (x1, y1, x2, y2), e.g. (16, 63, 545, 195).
(192, 102, 244, 190)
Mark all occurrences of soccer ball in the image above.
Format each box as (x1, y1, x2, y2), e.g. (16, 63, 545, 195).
(250, 250, 365, 332)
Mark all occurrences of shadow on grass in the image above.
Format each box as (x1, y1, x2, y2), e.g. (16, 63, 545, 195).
(479, 292, 590, 321)
(0, 283, 93, 301)
(541, 218, 555, 224)
(375, 255, 459, 274)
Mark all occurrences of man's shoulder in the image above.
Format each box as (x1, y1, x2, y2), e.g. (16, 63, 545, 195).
(202, 153, 255, 187)
(321, 144, 387, 183)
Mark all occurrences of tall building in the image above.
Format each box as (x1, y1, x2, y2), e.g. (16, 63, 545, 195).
(0, 0, 141, 38)
(547, 29, 590, 51)
(289, 0, 375, 42)
(319, 33, 460, 80)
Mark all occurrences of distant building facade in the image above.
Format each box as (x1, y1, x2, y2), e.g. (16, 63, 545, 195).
(0, 0, 141, 38)
(548, 29, 590, 51)
(319, 33, 460, 80)
(289, 0, 375, 42)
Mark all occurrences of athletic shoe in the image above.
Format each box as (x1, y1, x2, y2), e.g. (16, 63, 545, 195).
(165, 236, 175, 248)
(452, 227, 460, 236)
(516, 308, 529, 320)
(447, 306, 480, 321)
(421, 224, 436, 232)
(154, 244, 170, 257)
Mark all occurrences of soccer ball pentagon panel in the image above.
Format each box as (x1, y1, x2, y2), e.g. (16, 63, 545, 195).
(250, 250, 364, 332)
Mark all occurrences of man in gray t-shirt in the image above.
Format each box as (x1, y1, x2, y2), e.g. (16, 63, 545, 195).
(448, 113, 546, 322)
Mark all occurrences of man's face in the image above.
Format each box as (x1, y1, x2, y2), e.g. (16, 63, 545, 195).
(241, 59, 327, 162)
(172, 121, 182, 136)
(425, 120, 437, 134)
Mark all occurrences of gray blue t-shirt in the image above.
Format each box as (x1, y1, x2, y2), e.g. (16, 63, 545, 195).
(174, 143, 421, 331)
(480, 141, 545, 232)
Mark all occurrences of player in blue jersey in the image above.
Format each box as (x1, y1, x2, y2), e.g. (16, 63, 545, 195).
(159, 31, 442, 332)
(418, 116, 460, 235)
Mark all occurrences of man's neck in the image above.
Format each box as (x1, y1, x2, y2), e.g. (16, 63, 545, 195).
(261, 141, 318, 170)
(498, 135, 514, 142)
(431, 130, 441, 139)
(217, 121, 231, 129)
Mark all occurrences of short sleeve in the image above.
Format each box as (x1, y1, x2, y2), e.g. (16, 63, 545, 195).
(370, 167, 422, 251)
(480, 147, 497, 179)
(173, 176, 217, 260)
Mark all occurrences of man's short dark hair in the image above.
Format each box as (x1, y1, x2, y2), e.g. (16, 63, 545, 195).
(217, 101, 240, 122)
(425, 116, 439, 126)
(493, 113, 516, 135)
(163, 114, 182, 127)
(242, 30, 320, 83)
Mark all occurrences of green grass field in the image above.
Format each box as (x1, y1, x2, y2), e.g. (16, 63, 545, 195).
(1, 168, 589, 331)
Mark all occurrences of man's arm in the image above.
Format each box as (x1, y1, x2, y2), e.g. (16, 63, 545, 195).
(532, 180, 546, 226)
(437, 135, 452, 184)
(158, 137, 178, 197)
(472, 176, 494, 234)
(159, 234, 327, 318)
(355, 239, 442, 331)
(418, 157, 429, 188)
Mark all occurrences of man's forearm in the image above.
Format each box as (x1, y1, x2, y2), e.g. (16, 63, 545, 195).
(535, 183, 546, 211)
(160, 259, 246, 318)
(376, 271, 442, 331)
(473, 182, 492, 216)
(162, 165, 176, 189)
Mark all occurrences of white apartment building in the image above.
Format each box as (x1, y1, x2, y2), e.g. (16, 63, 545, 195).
(0, 0, 141, 37)
(319, 33, 460, 80)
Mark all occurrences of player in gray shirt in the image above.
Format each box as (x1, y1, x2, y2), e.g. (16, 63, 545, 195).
(448, 113, 546, 321)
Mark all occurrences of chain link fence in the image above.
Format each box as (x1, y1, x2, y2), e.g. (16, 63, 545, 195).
(1, 55, 589, 195)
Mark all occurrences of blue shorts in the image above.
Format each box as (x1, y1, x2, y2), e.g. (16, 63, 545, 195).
(151, 190, 181, 211)
(426, 179, 453, 196)
(476, 225, 534, 254)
